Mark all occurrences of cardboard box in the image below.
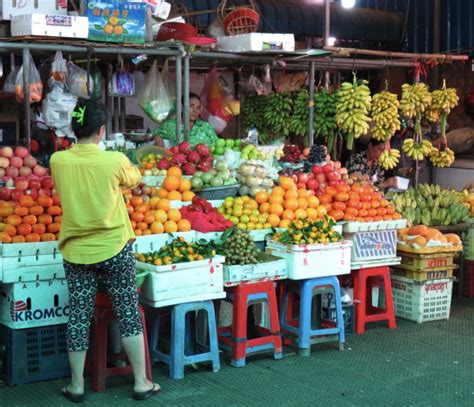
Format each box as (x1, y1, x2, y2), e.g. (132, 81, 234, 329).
(0, 0, 67, 21)
(0, 279, 69, 329)
(87, 1, 147, 44)
(11, 14, 89, 38)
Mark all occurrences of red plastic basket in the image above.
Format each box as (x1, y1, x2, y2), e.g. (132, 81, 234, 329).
(223, 7, 259, 35)
(182, 36, 217, 46)
(157, 22, 197, 41)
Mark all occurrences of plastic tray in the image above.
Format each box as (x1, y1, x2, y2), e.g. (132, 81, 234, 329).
(342, 219, 407, 233)
(266, 240, 352, 280)
(0, 324, 69, 385)
(390, 266, 456, 282)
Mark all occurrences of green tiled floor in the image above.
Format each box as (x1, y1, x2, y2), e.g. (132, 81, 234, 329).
(1, 298, 473, 407)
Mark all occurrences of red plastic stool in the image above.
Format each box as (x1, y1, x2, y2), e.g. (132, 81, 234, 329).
(352, 266, 396, 334)
(218, 281, 282, 367)
(89, 293, 152, 392)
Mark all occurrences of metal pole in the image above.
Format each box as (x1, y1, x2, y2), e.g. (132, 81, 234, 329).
(22, 48, 31, 152)
(323, 0, 330, 88)
(183, 54, 190, 141)
(175, 55, 182, 145)
(308, 61, 315, 147)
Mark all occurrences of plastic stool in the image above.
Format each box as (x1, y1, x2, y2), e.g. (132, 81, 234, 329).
(280, 276, 345, 357)
(352, 266, 396, 334)
(149, 300, 220, 380)
(218, 281, 282, 367)
(89, 297, 152, 392)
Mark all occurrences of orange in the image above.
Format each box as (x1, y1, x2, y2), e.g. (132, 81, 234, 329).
(22, 215, 37, 225)
(17, 223, 32, 236)
(255, 191, 269, 204)
(167, 208, 181, 222)
(306, 207, 318, 220)
(269, 194, 284, 205)
(370, 200, 381, 209)
(164, 220, 178, 233)
(282, 209, 295, 221)
(376, 207, 387, 216)
(32, 224, 46, 235)
(319, 195, 332, 204)
(134, 229, 143, 236)
(358, 209, 369, 218)
(329, 210, 344, 221)
(137, 222, 148, 231)
(25, 233, 41, 243)
(351, 184, 363, 193)
(149, 197, 161, 210)
(14, 206, 29, 217)
(154, 209, 168, 223)
(284, 198, 298, 211)
(182, 191, 195, 202)
(284, 189, 298, 200)
(38, 214, 53, 225)
(412, 236, 427, 247)
(131, 212, 144, 223)
(156, 199, 171, 212)
(336, 184, 351, 193)
(167, 166, 182, 178)
(47, 206, 62, 216)
(267, 214, 281, 227)
(142, 229, 152, 236)
(315, 205, 327, 218)
(345, 207, 358, 217)
(445, 233, 461, 246)
(130, 196, 144, 207)
(325, 186, 338, 197)
(179, 179, 192, 193)
(332, 202, 346, 211)
(279, 177, 294, 191)
(178, 219, 192, 232)
(0, 232, 12, 243)
(156, 188, 168, 199)
(12, 235, 26, 243)
(409, 225, 428, 236)
(40, 233, 56, 242)
(297, 198, 308, 210)
(347, 200, 362, 210)
(297, 189, 308, 198)
(294, 208, 307, 219)
(134, 204, 149, 214)
(348, 191, 360, 201)
(269, 203, 284, 216)
(167, 191, 182, 201)
(19, 195, 34, 208)
(335, 192, 349, 202)
(150, 221, 165, 234)
(386, 206, 395, 215)
(343, 213, 355, 221)
(368, 208, 377, 217)
(6, 215, 22, 226)
(47, 223, 61, 234)
(361, 202, 371, 210)
(54, 214, 62, 223)
(29, 205, 44, 216)
(272, 186, 286, 196)
(3, 224, 17, 237)
(380, 199, 390, 207)
(143, 213, 155, 224)
(163, 176, 180, 192)
(247, 200, 259, 210)
(307, 196, 320, 208)
(259, 202, 270, 213)
(279, 219, 291, 228)
(360, 194, 372, 202)
(0, 204, 14, 217)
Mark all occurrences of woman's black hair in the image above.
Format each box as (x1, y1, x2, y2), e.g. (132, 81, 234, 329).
(189, 93, 201, 102)
(368, 139, 385, 147)
(71, 99, 107, 140)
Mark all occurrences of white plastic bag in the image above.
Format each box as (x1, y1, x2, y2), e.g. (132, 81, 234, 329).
(15, 53, 43, 104)
(42, 83, 78, 136)
(66, 62, 94, 99)
(108, 69, 135, 97)
(51, 51, 67, 83)
(138, 60, 172, 123)
(3, 54, 16, 95)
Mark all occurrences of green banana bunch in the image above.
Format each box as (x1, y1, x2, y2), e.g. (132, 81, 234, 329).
(400, 82, 432, 118)
(371, 90, 400, 141)
(263, 92, 293, 137)
(243, 94, 267, 131)
(402, 138, 433, 161)
(378, 148, 400, 170)
(289, 89, 309, 137)
(336, 77, 372, 150)
(315, 89, 339, 149)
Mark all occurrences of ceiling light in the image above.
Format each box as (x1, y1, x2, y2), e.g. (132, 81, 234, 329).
(341, 0, 356, 8)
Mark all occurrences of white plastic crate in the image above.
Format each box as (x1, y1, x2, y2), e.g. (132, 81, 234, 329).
(0, 242, 64, 283)
(223, 254, 287, 287)
(132, 232, 196, 253)
(196, 229, 275, 243)
(137, 256, 225, 307)
(266, 240, 352, 280)
(0, 279, 69, 329)
(382, 275, 453, 324)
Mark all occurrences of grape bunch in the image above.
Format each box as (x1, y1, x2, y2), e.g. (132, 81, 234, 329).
(308, 145, 327, 164)
(224, 229, 258, 265)
(280, 144, 302, 163)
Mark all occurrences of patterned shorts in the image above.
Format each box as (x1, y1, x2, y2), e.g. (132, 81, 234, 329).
(63, 242, 143, 352)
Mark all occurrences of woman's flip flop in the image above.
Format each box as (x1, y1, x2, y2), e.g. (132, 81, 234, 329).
(132, 383, 161, 401)
(61, 387, 85, 403)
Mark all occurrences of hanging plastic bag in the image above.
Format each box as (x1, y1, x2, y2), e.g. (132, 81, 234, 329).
(3, 54, 16, 95)
(90, 65, 103, 100)
(161, 59, 176, 114)
(42, 83, 78, 137)
(138, 60, 172, 123)
(108, 68, 135, 97)
(51, 51, 67, 83)
(66, 62, 94, 99)
(15, 52, 43, 104)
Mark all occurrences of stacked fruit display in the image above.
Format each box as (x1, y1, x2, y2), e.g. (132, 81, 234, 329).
(397, 225, 462, 249)
(190, 159, 238, 191)
(135, 236, 215, 266)
(139, 152, 167, 176)
(279, 144, 303, 164)
(159, 142, 214, 176)
(240, 144, 265, 161)
(180, 196, 233, 232)
(0, 191, 61, 244)
(389, 184, 471, 226)
(238, 161, 274, 197)
(210, 138, 242, 156)
(154, 167, 195, 201)
(0, 146, 48, 181)
(220, 228, 258, 265)
(219, 196, 271, 230)
(272, 216, 342, 245)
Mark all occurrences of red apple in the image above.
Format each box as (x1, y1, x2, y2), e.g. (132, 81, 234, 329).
(1, 146, 13, 158)
(322, 162, 334, 173)
(10, 156, 23, 169)
(312, 165, 323, 175)
(52, 194, 61, 206)
(28, 179, 41, 190)
(297, 182, 306, 189)
(14, 146, 29, 158)
(15, 177, 29, 191)
(307, 179, 319, 190)
(297, 173, 309, 184)
(33, 165, 48, 177)
(0, 187, 11, 200)
(23, 155, 37, 169)
(26, 188, 39, 200)
(11, 189, 24, 201)
(19, 166, 32, 177)
(5, 167, 19, 178)
(38, 188, 52, 197)
(315, 173, 326, 183)
(0, 157, 9, 168)
(307, 173, 315, 180)
(41, 176, 54, 190)
(334, 161, 342, 170)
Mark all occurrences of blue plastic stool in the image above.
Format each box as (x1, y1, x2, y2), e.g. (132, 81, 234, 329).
(280, 276, 345, 357)
(148, 300, 220, 380)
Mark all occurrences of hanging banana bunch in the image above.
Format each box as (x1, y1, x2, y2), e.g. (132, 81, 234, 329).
(371, 89, 401, 141)
(379, 145, 401, 170)
(428, 79, 459, 168)
(335, 75, 372, 150)
(289, 89, 309, 137)
(314, 88, 339, 154)
(400, 82, 433, 161)
(263, 92, 293, 137)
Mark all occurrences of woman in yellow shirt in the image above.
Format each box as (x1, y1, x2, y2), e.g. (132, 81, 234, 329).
(50, 100, 160, 402)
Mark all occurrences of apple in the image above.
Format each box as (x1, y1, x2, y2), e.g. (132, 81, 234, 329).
(178, 142, 191, 155)
(297, 173, 309, 184)
(11, 189, 24, 201)
(322, 162, 334, 173)
(0, 187, 11, 200)
(312, 165, 323, 175)
(326, 171, 341, 182)
(19, 166, 32, 177)
(340, 168, 348, 176)
(33, 165, 48, 177)
(0, 168, 5, 177)
(307, 179, 319, 190)
(15, 177, 29, 191)
(315, 173, 326, 183)
(334, 161, 342, 170)
(315, 189, 325, 198)
(0, 157, 9, 168)
(195, 143, 210, 157)
(26, 188, 39, 200)
(29, 179, 41, 190)
(297, 182, 306, 189)
(38, 188, 52, 197)
(10, 157, 23, 169)
(14, 146, 29, 158)
(142, 185, 153, 196)
(328, 180, 338, 187)
(41, 176, 54, 190)
(307, 173, 315, 180)
(1, 146, 13, 158)
(6, 167, 19, 178)
(24, 155, 37, 168)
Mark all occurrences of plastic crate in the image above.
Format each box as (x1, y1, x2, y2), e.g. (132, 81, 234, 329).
(398, 252, 455, 272)
(0, 324, 70, 385)
(390, 266, 455, 282)
(344, 229, 397, 262)
(266, 240, 352, 280)
(381, 276, 453, 324)
(463, 260, 474, 298)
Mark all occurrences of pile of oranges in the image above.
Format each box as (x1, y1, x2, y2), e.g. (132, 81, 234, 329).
(0, 194, 62, 243)
(317, 183, 401, 222)
(153, 167, 195, 202)
(256, 176, 328, 228)
(124, 194, 192, 237)
(398, 225, 462, 248)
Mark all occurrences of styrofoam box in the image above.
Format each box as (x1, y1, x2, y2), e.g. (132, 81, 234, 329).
(0, 279, 69, 329)
(0, 0, 67, 20)
(223, 255, 287, 287)
(132, 232, 196, 253)
(216, 33, 295, 53)
(196, 229, 275, 243)
(137, 255, 225, 307)
(266, 240, 352, 280)
(0, 241, 64, 283)
(11, 14, 89, 38)
(342, 219, 407, 233)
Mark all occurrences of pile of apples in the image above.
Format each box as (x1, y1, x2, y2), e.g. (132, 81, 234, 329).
(157, 142, 214, 176)
(0, 146, 48, 180)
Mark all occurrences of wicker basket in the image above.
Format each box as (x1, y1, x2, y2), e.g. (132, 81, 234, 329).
(217, 0, 260, 36)
(195, 183, 240, 200)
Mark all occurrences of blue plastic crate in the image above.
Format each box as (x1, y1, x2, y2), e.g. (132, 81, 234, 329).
(0, 324, 70, 385)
